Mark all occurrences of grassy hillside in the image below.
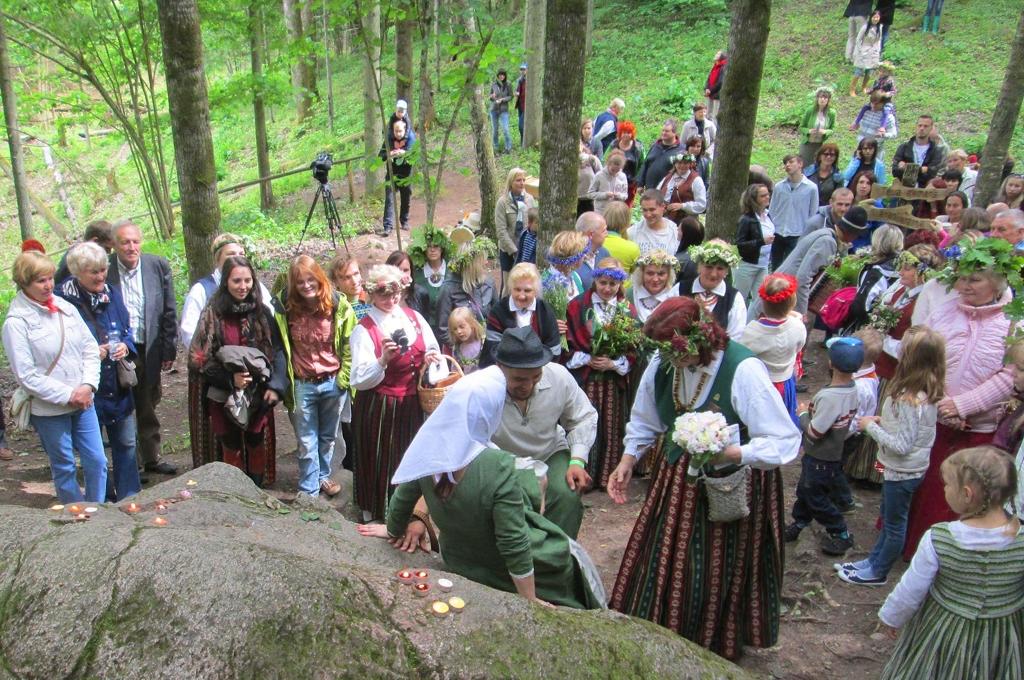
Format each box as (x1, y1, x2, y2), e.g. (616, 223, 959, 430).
(0, 0, 1021, 316)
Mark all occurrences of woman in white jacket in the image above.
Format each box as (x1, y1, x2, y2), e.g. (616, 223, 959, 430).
(2, 250, 107, 502)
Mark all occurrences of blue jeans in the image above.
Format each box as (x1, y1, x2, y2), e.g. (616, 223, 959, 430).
(383, 183, 411, 232)
(102, 414, 141, 502)
(517, 109, 524, 145)
(490, 109, 511, 152)
(31, 406, 108, 503)
(289, 377, 345, 496)
(867, 476, 923, 577)
(791, 455, 848, 534)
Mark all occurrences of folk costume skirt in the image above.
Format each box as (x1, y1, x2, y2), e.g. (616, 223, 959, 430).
(610, 451, 785, 661)
(902, 423, 994, 560)
(584, 373, 629, 489)
(353, 388, 424, 520)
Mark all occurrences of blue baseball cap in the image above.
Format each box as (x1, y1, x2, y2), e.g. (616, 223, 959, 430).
(825, 337, 865, 373)
(519, 62, 528, 69)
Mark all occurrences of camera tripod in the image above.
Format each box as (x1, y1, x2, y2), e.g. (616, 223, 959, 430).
(297, 180, 350, 254)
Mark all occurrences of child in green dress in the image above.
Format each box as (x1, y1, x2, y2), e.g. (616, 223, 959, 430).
(878, 446, 1024, 679)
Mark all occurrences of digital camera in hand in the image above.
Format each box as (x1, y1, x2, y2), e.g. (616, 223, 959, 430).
(391, 328, 409, 355)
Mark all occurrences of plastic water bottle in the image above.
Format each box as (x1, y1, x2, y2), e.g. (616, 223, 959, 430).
(107, 328, 121, 361)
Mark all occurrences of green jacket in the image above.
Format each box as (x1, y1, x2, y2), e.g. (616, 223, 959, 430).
(272, 290, 357, 412)
(799, 105, 836, 144)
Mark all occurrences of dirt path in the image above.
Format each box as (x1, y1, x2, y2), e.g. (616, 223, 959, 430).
(0, 162, 897, 678)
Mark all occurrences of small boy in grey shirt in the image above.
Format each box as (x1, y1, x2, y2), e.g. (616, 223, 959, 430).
(785, 337, 864, 556)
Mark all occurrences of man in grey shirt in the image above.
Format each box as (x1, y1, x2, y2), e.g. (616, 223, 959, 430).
(803, 188, 853, 235)
(769, 154, 819, 270)
(491, 327, 598, 539)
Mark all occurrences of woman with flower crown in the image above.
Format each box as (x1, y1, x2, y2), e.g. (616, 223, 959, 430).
(406, 224, 452, 338)
(565, 257, 638, 489)
(676, 240, 747, 338)
(349, 264, 442, 521)
(607, 297, 800, 661)
(435, 228, 497, 349)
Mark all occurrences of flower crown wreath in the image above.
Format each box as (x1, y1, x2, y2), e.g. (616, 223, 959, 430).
(758, 273, 798, 303)
(633, 250, 681, 272)
(895, 249, 934, 275)
(648, 309, 716, 360)
(449, 235, 497, 273)
(591, 267, 628, 282)
(364, 273, 411, 296)
(688, 241, 741, 268)
(407, 224, 453, 268)
(937, 238, 1024, 289)
(546, 240, 591, 268)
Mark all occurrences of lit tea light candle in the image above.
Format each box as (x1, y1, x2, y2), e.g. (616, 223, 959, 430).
(84, 506, 99, 514)
(186, 479, 198, 487)
(448, 596, 465, 614)
(153, 517, 168, 527)
(74, 513, 89, 522)
(437, 578, 453, 593)
(413, 583, 431, 598)
(430, 601, 450, 618)
(413, 570, 429, 583)
(396, 569, 414, 585)
(179, 489, 192, 500)
(68, 504, 82, 514)
(125, 502, 140, 513)
(155, 501, 168, 515)
(50, 504, 65, 512)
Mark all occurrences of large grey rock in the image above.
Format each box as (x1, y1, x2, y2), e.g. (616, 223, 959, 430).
(0, 463, 751, 679)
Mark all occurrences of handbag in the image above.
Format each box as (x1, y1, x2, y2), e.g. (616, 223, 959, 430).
(702, 465, 751, 523)
(116, 358, 138, 388)
(807, 257, 841, 315)
(9, 312, 66, 431)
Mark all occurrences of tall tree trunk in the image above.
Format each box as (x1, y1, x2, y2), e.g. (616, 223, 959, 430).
(395, 1, 415, 108)
(323, 0, 335, 133)
(537, 0, 586, 253)
(417, 0, 436, 130)
(156, 0, 221, 283)
(454, 0, 499, 240)
(522, 0, 544, 148)
(284, 0, 313, 122)
(975, 10, 1024, 208)
(249, 2, 274, 211)
(361, 0, 383, 194)
(0, 17, 32, 239)
(704, 0, 772, 241)
(584, 0, 593, 58)
(299, 0, 318, 98)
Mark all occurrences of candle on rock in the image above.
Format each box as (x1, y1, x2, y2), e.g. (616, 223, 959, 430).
(153, 517, 168, 527)
(437, 578, 453, 593)
(413, 570, 429, 583)
(396, 569, 415, 585)
(448, 597, 465, 614)
(413, 583, 431, 598)
(430, 601, 450, 618)
(125, 502, 141, 513)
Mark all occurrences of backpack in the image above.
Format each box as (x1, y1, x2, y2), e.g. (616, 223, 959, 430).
(818, 286, 858, 331)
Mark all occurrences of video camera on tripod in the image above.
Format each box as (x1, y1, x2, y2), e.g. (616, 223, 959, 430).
(310, 152, 333, 184)
(297, 151, 350, 254)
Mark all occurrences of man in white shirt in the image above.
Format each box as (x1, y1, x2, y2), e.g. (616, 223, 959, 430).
(945, 149, 978, 204)
(627, 189, 680, 256)
(491, 327, 598, 539)
(106, 221, 178, 477)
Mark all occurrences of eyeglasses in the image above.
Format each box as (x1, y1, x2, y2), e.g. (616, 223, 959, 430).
(821, 151, 837, 157)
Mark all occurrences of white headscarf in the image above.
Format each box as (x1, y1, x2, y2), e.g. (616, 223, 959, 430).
(391, 366, 508, 485)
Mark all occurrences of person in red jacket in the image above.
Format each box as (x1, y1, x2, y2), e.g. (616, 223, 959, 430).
(703, 51, 728, 120)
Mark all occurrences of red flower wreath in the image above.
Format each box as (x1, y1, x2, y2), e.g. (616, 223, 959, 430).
(758, 273, 798, 303)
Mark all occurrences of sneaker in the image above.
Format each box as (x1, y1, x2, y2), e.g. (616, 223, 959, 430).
(783, 523, 804, 543)
(320, 478, 342, 497)
(821, 532, 854, 556)
(837, 501, 860, 515)
(838, 568, 887, 586)
(834, 559, 870, 573)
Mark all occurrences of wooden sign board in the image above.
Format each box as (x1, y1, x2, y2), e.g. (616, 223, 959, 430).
(861, 201, 939, 231)
(870, 183, 953, 202)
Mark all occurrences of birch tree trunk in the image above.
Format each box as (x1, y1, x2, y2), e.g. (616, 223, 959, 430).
(156, 0, 221, 283)
(704, 0, 772, 241)
(974, 10, 1024, 208)
(284, 0, 314, 122)
(537, 0, 586, 252)
(249, 2, 274, 210)
(361, 0, 383, 194)
(0, 17, 32, 239)
(522, 0, 544, 148)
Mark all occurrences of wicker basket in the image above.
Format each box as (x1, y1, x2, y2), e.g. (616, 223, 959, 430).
(417, 355, 464, 414)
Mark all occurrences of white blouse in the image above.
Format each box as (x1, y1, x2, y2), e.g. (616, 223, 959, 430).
(564, 296, 630, 375)
(349, 306, 440, 390)
(624, 353, 801, 469)
(632, 283, 679, 323)
(684, 278, 748, 340)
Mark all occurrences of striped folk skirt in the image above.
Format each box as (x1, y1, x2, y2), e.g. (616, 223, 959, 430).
(352, 389, 424, 520)
(187, 370, 276, 486)
(584, 373, 629, 490)
(610, 452, 785, 661)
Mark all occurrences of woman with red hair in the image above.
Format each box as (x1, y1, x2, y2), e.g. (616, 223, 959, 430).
(273, 255, 357, 498)
(607, 297, 800, 661)
(605, 121, 645, 207)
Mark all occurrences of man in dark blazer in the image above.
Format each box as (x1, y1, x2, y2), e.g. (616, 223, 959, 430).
(107, 221, 178, 476)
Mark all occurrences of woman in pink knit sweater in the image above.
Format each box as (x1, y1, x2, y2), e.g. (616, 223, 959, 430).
(903, 239, 1021, 558)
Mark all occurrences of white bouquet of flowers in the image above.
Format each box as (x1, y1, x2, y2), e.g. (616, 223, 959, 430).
(672, 411, 731, 478)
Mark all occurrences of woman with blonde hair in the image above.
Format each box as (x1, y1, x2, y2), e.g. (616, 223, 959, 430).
(483, 262, 561, 367)
(3, 250, 108, 502)
(350, 264, 442, 520)
(542, 230, 590, 301)
(495, 167, 535, 291)
(601, 201, 640, 274)
(435, 231, 497, 348)
(273, 255, 356, 498)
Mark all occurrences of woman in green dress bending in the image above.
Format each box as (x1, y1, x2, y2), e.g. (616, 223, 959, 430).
(358, 362, 604, 609)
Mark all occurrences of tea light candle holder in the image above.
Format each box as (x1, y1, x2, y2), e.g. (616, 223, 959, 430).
(73, 513, 89, 522)
(125, 502, 141, 514)
(430, 601, 450, 618)
(67, 504, 82, 514)
(50, 504, 65, 513)
(84, 506, 99, 514)
(413, 569, 429, 583)
(155, 501, 168, 515)
(153, 517, 168, 527)
(178, 489, 193, 500)
(437, 578, 453, 593)
(448, 596, 465, 614)
(413, 583, 431, 598)
(396, 569, 415, 585)
(186, 479, 198, 487)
